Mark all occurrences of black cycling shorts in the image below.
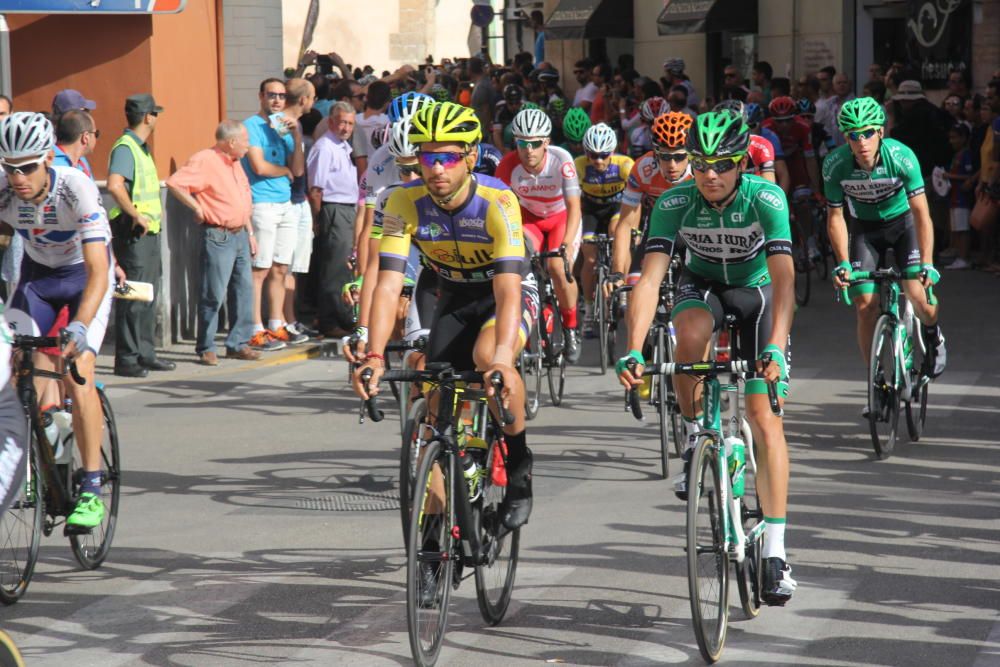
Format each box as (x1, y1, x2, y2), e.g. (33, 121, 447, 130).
(0, 385, 28, 517)
(671, 269, 789, 396)
(581, 203, 620, 240)
(849, 211, 921, 296)
(425, 277, 539, 371)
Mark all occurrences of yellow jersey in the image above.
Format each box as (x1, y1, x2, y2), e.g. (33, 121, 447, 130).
(574, 154, 634, 209)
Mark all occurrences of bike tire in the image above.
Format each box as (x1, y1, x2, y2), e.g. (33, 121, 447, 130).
(666, 330, 685, 458)
(475, 434, 520, 625)
(791, 218, 811, 307)
(522, 322, 542, 420)
(734, 440, 762, 619)
(406, 439, 454, 666)
(905, 381, 928, 442)
(0, 630, 25, 667)
(547, 311, 566, 406)
(597, 276, 609, 375)
(0, 431, 42, 605)
(654, 328, 670, 480)
(868, 315, 900, 460)
(399, 398, 429, 547)
(687, 435, 729, 664)
(69, 387, 121, 570)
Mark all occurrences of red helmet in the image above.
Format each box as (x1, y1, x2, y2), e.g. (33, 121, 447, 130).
(640, 96, 668, 123)
(768, 96, 797, 120)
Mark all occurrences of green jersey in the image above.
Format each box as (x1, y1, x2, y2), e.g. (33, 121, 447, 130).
(645, 175, 792, 287)
(822, 137, 925, 222)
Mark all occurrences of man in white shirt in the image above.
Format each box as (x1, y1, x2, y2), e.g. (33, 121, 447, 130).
(572, 58, 598, 113)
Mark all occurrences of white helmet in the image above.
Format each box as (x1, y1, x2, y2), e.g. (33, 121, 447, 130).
(387, 118, 416, 158)
(0, 112, 54, 161)
(370, 122, 391, 151)
(582, 123, 617, 154)
(510, 108, 551, 139)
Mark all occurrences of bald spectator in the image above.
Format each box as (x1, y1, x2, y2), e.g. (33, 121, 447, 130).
(167, 120, 261, 365)
(54, 110, 98, 179)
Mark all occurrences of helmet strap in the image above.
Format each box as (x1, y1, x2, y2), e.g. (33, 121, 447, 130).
(432, 172, 473, 208)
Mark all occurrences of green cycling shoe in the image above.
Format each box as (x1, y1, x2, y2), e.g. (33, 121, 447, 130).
(67, 492, 104, 529)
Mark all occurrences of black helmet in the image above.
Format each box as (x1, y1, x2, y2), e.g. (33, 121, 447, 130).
(503, 84, 525, 105)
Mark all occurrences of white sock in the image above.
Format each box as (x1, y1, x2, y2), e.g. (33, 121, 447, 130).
(763, 519, 787, 561)
(268, 319, 284, 332)
(253, 323, 265, 334)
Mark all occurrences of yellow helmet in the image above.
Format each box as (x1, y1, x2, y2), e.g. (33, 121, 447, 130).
(409, 102, 481, 146)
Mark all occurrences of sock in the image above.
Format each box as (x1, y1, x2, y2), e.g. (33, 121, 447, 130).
(268, 319, 284, 332)
(762, 517, 787, 561)
(253, 323, 265, 334)
(504, 430, 527, 468)
(560, 307, 578, 330)
(583, 301, 594, 321)
(683, 417, 701, 450)
(80, 470, 102, 496)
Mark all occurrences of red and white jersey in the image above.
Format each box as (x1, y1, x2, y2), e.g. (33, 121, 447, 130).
(495, 145, 581, 218)
(621, 151, 693, 209)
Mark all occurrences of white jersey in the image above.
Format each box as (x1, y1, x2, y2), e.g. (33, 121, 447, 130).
(0, 300, 11, 387)
(495, 145, 581, 218)
(363, 144, 399, 208)
(0, 166, 110, 268)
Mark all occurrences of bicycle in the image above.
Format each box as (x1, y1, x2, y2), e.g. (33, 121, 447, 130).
(0, 333, 121, 605)
(626, 333, 782, 664)
(582, 234, 614, 374)
(645, 255, 686, 479)
(362, 365, 519, 666)
(0, 630, 24, 667)
(839, 268, 936, 459)
(523, 248, 573, 409)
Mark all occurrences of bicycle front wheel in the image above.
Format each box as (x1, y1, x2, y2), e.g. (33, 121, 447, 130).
(687, 435, 729, 663)
(521, 322, 542, 420)
(905, 380, 928, 442)
(0, 430, 42, 605)
(406, 439, 454, 666)
(547, 314, 566, 406)
(70, 387, 121, 570)
(475, 438, 520, 625)
(596, 277, 609, 375)
(653, 328, 670, 479)
(791, 218, 811, 307)
(868, 315, 900, 460)
(400, 397, 429, 547)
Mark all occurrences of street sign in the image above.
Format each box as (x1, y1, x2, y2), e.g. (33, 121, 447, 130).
(0, 0, 186, 13)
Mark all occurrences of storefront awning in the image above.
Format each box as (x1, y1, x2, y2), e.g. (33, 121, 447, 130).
(545, 0, 634, 40)
(657, 0, 718, 35)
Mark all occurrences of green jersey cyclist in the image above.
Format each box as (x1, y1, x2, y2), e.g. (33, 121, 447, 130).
(616, 110, 798, 606)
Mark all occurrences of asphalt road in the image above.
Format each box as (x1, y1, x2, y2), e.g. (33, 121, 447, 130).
(2, 270, 998, 667)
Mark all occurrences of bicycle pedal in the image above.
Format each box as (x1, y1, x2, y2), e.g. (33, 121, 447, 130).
(63, 523, 94, 537)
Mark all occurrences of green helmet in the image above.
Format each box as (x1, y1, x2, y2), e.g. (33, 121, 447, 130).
(520, 101, 542, 111)
(429, 84, 452, 103)
(837, 97, 886, 132)
(547, 97, 567, 119)
(686, 110, 749, 158)
(562, 107, 591, 143)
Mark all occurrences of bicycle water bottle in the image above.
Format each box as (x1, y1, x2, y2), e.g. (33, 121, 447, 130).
(542, 304, 554, 335)
(726, 437, 746, 497)
(460, 451, 483, 502)
(42, 409, 59, 451)
(52, 410, 74, 464)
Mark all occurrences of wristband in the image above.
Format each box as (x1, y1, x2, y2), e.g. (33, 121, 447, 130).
(615, 349, 645, 376)
(354, 326, 369, 343)
(759, 344, 786, 380)
(364, 352, 384, 362)
(608, 272, 624, 282)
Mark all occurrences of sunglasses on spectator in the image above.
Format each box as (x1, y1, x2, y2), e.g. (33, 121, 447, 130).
(655, 151, 687, 163)
(265, 92, 286, 100)
(397, 163, 421, 176)
(847, 128, 879, 142)
(1, 155, 46, 176)
(586, 150, 611, 160)
(418, 151, 468, 169)
(87, 129, 101, 139)
(689, 155, 741, 173)
(516, 138, 545, 149)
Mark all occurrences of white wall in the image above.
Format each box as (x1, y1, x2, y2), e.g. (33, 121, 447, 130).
(225, 0, 285, 120)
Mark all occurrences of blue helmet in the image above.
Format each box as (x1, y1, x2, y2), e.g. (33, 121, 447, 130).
(388, 92, 435, 123)
(745, 102, 764, 126)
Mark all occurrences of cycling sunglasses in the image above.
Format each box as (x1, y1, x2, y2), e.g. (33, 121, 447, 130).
(397, 162, 421, 176)
(516, 138, 545, 150)
(1, 155, 46, 176)
(418, 151, 467, 169)
(847, 127, 879, 142)
(655, 151, 687, 163)
(586, 150, 611, 160)
(689, 155, 741, 174)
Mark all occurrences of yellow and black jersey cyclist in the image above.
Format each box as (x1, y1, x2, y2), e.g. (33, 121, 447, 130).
(575, 122, 634, 336)
(353, 101, 539, 533)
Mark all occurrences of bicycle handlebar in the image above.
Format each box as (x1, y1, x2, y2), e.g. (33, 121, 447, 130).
(359, 369, 384, 423)
(836, 268, 937, 307)
(13, 333, 86, 386)
(385, 336, 427, 353)
(535, 246, 574, 284)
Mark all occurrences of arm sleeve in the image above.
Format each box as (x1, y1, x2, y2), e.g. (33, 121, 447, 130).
(899, 144, 926, 196)
(821, 152, 845, 206)
(755, 184, 793, 256)
(486, 188, 527, 275)
(74, 175, 111, 245)
(560, 153, 581, 198)
(494, 151, 517, 186)
(643, 192, 680, 256)
(378, 188, 414, 274)
(621, 158, 645, 208)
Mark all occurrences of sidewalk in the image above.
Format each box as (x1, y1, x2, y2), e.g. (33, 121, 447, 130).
(94, 336, 342, 387)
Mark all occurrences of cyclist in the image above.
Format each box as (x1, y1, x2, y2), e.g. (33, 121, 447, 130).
(746, 102, 791, 194)
(0, 299, 27, 518)
(0, 112, 113, 530)
(474, 141, 503, 177)
(546, 97, 568, 145)
(626, 96, 668, 159)
(616, 110, 798, 606)
(575, 122, 634, 337)
(560, 107, 591, 157)
(824, 97, 946, 384)
(495, 107, 584, 362)
(353, 102, 539, 533)
(607, 111, 693, 291)
(492, 84, 525, 151)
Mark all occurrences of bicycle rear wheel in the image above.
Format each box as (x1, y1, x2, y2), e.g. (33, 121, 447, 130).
(0, 630, 24, 667)
(475, 437, 520, 625)
(406, 440, 454, 666)
(0, 430, 42, 605)
(687, 435, 729, 664)
(596, 278, 609, 375)
(69, 387, 121, 570)
(547, 315, 566, 406)
(868, 315, 900, 460)
(400, 397, 429, 546)
(906, 381, 928, 442)
(653, 328, 670, 479)
(791, 219, 811, 307)
(521, 323, 542, 420)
